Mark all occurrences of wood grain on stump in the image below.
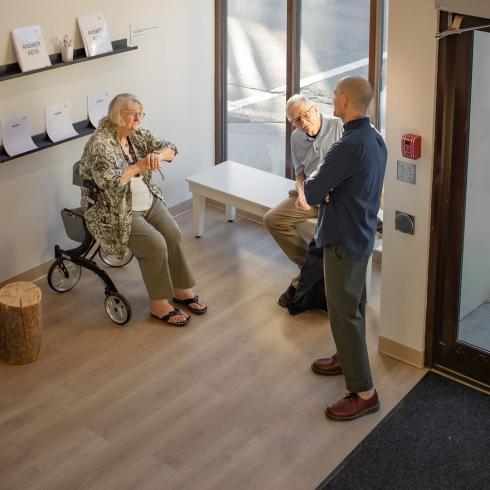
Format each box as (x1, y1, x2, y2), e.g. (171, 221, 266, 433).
(0, 281, 42, 364)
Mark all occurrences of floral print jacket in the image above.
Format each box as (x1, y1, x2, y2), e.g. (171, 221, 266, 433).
(79, 125, 178, 260)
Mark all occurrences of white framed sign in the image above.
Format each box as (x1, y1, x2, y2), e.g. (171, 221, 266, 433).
(130, 20, 160, 45)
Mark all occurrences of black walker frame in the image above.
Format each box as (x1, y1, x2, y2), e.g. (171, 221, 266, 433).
(47, 162, 133, 325)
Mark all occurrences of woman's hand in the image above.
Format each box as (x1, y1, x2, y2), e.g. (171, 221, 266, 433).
(138, 147, 175, 172)
(158, 147, 177, 162)
(121, 148, 174, 184)
(137, 153, 162, 173)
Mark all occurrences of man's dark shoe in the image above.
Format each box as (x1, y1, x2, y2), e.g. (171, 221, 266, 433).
(277, 284, 296, 309)
(311, 352, 343, 376)
(325, 390, 380, 421)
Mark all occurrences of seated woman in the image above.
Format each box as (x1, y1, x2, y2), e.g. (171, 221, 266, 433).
(79, 93, 206, 326)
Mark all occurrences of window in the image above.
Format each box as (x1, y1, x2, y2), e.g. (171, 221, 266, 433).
(217, 0, 388, 177)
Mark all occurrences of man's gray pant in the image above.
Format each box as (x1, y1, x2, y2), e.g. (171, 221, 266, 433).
(323, 243, 373, 393)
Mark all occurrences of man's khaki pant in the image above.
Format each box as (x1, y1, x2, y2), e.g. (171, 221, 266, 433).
(128, 197, 196, 300)
(263, 189, 319, 287)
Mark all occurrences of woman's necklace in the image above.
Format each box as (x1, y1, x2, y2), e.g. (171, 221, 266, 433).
(120, 137, 141, 177)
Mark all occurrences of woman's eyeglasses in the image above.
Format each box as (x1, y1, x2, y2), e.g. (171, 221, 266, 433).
(123, 111, 146, 119)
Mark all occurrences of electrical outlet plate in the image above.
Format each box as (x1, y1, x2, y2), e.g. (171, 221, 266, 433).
(397, 160, 416, 184)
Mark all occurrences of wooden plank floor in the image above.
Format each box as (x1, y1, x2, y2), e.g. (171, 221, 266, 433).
(0, 206, 427, 490)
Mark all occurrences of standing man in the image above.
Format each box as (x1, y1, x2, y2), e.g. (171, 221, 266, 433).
(303, 76, 387, 421)
(264, 95, 343, 306)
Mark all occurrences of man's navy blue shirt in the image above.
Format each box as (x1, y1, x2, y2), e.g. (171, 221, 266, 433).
(303, 117, 387, 260)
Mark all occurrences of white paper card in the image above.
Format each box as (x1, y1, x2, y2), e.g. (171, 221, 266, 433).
(45, 102, 79, 143)
(11, 25, 51, 72)
(130, 19, 160, 45)
(1, 113, 38, 156)
(77, 12, 113, 57)
(88, 90, 111, 128)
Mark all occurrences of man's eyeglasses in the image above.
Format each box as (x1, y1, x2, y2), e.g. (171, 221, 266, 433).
(289, 106, 314, 126)
(123, 111, 146, 119)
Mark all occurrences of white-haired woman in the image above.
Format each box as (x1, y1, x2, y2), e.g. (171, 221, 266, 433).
(79, 93, 206, 325)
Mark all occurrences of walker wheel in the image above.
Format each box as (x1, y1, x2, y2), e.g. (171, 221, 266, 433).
(99, 248, 133, 267)
(47, 260, 82, 292)
(104, 293, 132, 325)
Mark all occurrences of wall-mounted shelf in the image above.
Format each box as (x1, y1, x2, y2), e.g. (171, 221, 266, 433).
(0, 119, 95, 163)
(0, 39, 137, 82)
(0, 38, 137, 162)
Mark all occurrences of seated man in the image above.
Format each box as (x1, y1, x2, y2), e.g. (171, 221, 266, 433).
(264, 94, 343, 306)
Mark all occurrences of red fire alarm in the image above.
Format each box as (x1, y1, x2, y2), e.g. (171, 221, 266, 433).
(401, 134, 421, 160)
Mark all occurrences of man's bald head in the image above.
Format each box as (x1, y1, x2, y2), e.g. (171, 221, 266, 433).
(336, 76, 373, 114)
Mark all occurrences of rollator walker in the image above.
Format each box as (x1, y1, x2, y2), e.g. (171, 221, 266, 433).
(47, 161, 133, 325)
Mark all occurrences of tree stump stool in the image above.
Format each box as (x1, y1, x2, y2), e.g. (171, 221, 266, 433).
(0, 281, 42, 364)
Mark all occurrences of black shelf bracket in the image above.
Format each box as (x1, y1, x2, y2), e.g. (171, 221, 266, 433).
(0, 39, 137, 82)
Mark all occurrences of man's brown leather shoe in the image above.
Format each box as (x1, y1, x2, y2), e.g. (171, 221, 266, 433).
(325, 390, 380, 421)
(311, 352, 343, 376)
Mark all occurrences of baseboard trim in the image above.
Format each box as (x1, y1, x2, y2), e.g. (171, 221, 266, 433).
(0, 261, 53, 290)
(0, 199, 194, 290)
(378, 335, 424, 368)
(168, 198, 193, 218)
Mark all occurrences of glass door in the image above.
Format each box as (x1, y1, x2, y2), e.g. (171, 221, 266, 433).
(458, 30, 490, 354)
(431, 15, 490, 386)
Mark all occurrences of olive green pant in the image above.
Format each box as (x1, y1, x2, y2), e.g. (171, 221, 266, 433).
(324, 243, 373, 393)
(264, 190, 319, 287)
(128, 197, 196, 300)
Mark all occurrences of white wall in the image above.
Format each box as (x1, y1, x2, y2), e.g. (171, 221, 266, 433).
(459, 30, 490, 320)
(379, 0, 438, 357)
(0, 1, 215, 283)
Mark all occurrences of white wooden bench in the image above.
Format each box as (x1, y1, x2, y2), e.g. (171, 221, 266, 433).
(185, 160, 376, 299)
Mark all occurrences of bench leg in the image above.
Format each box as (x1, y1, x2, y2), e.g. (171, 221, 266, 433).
(193, 194, 206, 237)
(366, 253, 373, 303)
(225, 205, 236, 222)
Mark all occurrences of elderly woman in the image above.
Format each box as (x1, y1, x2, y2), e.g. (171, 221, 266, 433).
(79, 93, 206, 325)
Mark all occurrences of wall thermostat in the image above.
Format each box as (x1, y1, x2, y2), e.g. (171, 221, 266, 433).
(395, 211, 415, 235)
(401, 134, 421, 160)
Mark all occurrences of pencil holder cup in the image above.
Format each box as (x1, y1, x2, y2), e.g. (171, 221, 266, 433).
(61, 45, 73, 62)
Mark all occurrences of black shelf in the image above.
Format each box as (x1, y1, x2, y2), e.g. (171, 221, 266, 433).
(0, 39, 137, 82)
(0, 119, 95, 163)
